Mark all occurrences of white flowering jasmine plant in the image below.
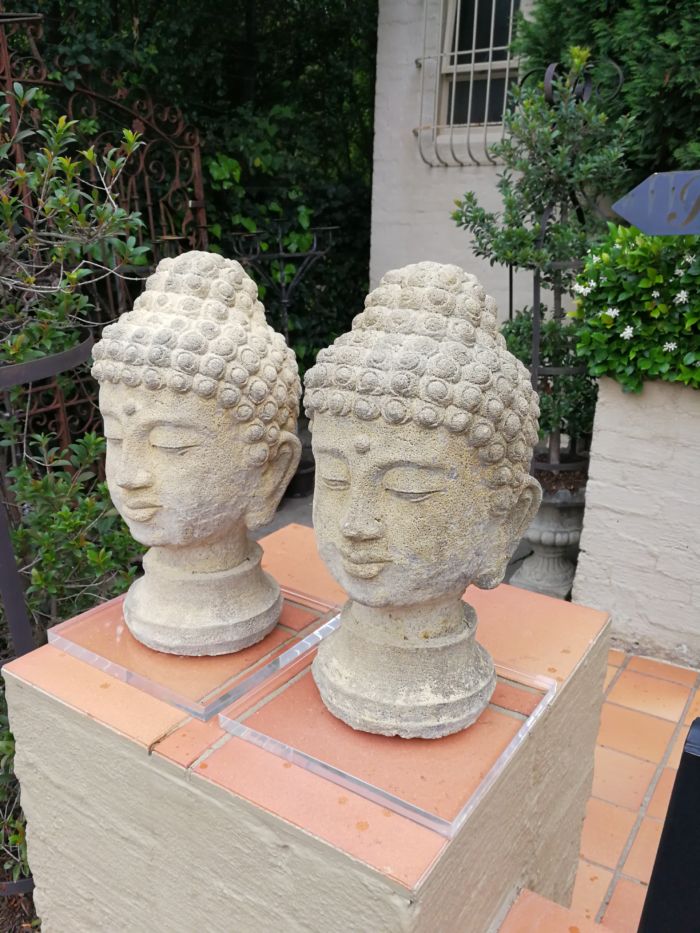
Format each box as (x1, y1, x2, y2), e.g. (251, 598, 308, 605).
(572, 223, 700, 391)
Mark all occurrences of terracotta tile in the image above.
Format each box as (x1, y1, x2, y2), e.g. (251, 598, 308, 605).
(607, 670, 691, 722)
(278, 602, 320, 632)
(646, 767, 677, 821)
(627, 656, 698, 688)
(260, 524, 346, 606)
(608, 649, 626, 668)
(604, 665, 617, 690)
(3, 646, 184, 747)
(261, 526, 610, 686)
(571, 858, 614, 923)
(500, 888, 604, 932)
(667, 728, 687, 769)
(195, 735, 446, 889)
(597, 703, 675, 763)
(580, 798, 637, 869)
(152, 716, 226, 768)
(241, 669, 522, 820)
(602, 878, 648, 933)
(684, 688, 700, 725)
(592, 747, 655, 811)
(467, 582, 609, 683)
(623, 817, 663, 884)
(490, 679, 542, 717)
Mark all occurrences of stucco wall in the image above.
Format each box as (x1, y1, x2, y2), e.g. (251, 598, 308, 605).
(370, 0, 532, 317)
(573, 378, 700, 666)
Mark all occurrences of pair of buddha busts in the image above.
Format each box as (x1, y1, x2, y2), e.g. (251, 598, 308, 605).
(93, 252, 541, 739)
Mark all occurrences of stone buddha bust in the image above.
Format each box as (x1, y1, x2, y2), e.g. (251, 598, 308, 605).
(304, 262, 542, 738)
(92, 251, 301, 655)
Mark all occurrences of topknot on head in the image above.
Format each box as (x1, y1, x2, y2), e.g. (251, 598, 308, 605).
(361, 261, 498, 336)
(92, 252, 301, 455)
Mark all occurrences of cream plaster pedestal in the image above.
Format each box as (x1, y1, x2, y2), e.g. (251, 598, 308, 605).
(4, 525, 609, 933)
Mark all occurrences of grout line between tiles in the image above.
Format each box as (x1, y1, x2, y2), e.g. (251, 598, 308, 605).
(594, 673, 699, 924)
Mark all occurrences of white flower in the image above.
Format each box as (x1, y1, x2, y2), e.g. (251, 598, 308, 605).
(651, 290, 660, 299)
(590, 254, 600, 263)
(588, 279, 596, 289)
(675, 267, 684, 277)
(573, 282, 592, 296)
(663, 341, 677, 352)
(621, 325, 634, 340)
(684, 253, 696, 264)
(600, 275, 608, 283)
(674, 290, 689, 305)
(607, 306, 620, 318)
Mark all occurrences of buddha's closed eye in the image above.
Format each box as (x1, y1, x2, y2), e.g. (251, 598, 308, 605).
(383, 466, 446, 502)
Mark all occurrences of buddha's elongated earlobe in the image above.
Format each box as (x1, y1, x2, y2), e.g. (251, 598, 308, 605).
(245, 432, 302, 529)
(474, 476, 542, 589)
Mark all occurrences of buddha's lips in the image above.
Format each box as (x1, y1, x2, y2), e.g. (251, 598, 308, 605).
(339, 549, 390, 579)
(121, 502, 161, 522)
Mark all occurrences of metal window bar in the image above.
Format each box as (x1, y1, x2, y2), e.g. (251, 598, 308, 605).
(415, 0, 519, 167)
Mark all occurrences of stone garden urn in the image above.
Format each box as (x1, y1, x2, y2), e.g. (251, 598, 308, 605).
(510, 487, 585, 599)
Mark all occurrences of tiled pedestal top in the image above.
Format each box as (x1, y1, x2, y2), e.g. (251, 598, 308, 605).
(4, 524, 609, 891)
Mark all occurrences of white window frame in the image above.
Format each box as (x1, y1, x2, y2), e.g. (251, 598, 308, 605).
(415, 0, 527, 166)
(439, 0, 520, 131)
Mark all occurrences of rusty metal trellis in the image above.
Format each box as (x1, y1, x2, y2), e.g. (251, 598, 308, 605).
(0, 14, 209, 655)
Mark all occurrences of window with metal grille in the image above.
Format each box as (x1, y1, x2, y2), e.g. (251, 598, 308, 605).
(415, 0, 522, 166)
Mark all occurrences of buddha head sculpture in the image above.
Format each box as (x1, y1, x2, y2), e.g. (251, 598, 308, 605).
(304, 261, 541, 738)
(92, 251, 301, 655)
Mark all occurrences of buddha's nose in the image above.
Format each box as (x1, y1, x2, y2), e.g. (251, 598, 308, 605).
(115, 443, 153, 490)
(341, 493, 382, 541)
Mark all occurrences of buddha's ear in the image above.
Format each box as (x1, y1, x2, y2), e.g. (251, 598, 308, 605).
(245, 431, 302, 530)
(473, 476, 542, 590)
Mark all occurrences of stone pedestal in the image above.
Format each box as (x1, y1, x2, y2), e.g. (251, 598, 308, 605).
(4, 525, 609, 933)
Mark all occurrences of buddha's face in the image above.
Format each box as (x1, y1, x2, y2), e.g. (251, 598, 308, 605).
(100, 382, 285, 548)
(312, 413, 536, 608)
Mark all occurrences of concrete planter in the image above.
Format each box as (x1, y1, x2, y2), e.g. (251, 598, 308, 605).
(510, 489, 585, 599)
(573, 378, 700, 666)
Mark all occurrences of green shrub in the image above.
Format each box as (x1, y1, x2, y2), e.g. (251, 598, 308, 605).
(572, 224, 700, 392)
(502, 309, 598, 441)
(452, 50, 631, 302)
(2, 432, 142, 637)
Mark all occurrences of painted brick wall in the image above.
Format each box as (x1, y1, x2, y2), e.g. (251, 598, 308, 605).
(573, 378, 700, 665)
(370, 0, 532, 316)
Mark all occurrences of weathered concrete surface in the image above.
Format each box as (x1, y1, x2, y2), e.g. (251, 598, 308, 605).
(573, 377, 700, 665)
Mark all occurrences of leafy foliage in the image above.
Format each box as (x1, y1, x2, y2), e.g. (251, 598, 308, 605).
(514, 0, 700, 177)
(572, 224, 700, 392)
(452, 51, 632, 297)
(501, 309, 597, 440)
(0, 682, 29, 885)
(2, 433, 142, 635)
(0, 85, 148, 365)
(30, 0, 377, 373)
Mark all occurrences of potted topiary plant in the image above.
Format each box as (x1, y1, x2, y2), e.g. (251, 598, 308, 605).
(452, 48, 632, 597)
(501, 308, 597, 596)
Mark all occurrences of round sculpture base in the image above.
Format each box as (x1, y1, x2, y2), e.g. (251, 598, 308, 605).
(123, 542, 282, 656)
(312, 601, 496, 739)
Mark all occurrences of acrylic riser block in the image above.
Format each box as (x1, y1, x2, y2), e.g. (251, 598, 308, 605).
(48, 587, 338, 720)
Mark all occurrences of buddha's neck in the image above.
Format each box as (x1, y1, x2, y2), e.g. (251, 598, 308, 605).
(349, 593, 466, 640)
(148, 524, 252, 575)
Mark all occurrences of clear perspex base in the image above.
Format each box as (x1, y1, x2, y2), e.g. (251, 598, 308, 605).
(218, 616, 557, 838)
(47, 588, 338, 720)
